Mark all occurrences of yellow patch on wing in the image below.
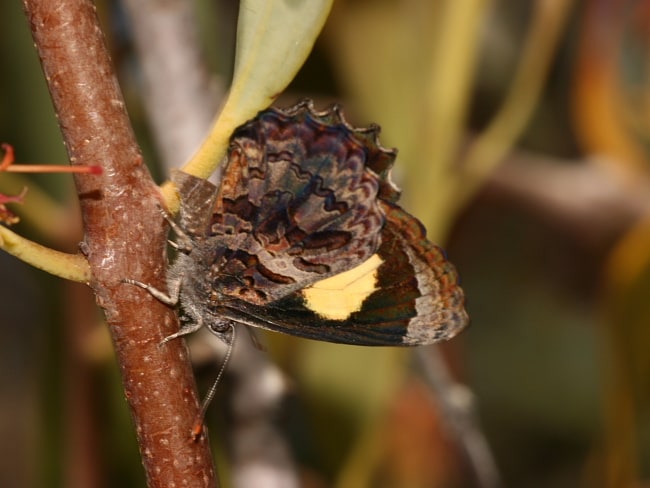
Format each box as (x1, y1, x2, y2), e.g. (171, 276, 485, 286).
(301, 254, 383, 320)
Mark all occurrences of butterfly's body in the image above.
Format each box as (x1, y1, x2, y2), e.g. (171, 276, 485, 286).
(127, 100, 468, 347)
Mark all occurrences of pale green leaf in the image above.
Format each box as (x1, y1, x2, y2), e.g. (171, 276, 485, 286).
(179, 0, 333, 187)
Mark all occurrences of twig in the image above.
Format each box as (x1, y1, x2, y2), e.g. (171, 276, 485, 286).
(488, 151, 650, 245)
(416, 347, 502, 488)
(459, 0, 574, 206)
(121, 3, 301, 485)
(227, 337, 300, 488)
(21, 0, 217, 486)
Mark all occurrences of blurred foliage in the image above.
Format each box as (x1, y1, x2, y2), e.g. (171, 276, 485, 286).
(2, 0, 650, 487)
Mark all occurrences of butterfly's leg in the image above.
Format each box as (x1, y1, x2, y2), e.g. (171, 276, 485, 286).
(121, 273, 182, 307)
(122, 275, 203, 344)
(156, 205, 193, 252)
(160, 316, 204, 345)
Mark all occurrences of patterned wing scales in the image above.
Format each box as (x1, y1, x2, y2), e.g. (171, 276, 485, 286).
(214, 202, 468, 346)
(204, 101, 398, 304)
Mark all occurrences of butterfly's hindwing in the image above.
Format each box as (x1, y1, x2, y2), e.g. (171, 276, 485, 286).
(211, 202, 467, 346)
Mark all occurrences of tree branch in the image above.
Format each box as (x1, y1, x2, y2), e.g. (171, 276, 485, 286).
(21, 0, 217, 485)
(121, 3, 301, 485)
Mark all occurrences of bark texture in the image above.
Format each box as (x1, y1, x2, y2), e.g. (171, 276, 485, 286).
(21, 0, 218, 485)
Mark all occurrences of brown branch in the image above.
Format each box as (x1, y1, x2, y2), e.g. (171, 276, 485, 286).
(416, 347, 502, 488)
(21, 0, 217, 486)
(121, 3, 302, 485)
(487, 151, 650, 246)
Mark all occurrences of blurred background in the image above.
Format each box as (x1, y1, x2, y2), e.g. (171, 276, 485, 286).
(1, 0, 649, 487)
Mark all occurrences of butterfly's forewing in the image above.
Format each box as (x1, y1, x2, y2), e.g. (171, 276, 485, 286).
(200, 102, 388, 305)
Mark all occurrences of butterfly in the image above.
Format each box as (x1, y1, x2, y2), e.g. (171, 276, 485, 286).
(125, 100, 468, 347)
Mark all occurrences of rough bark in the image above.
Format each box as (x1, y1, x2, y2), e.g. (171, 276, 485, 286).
(21, 0, 218, 485)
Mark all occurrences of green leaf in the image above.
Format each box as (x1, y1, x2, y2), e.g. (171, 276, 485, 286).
(181, 0, 333, 182)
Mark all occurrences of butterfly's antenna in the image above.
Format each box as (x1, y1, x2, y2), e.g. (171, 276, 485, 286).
(191, 324, 236, 440)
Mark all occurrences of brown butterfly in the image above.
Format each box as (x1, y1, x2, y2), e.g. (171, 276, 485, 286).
(125, 100, 468, 347)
